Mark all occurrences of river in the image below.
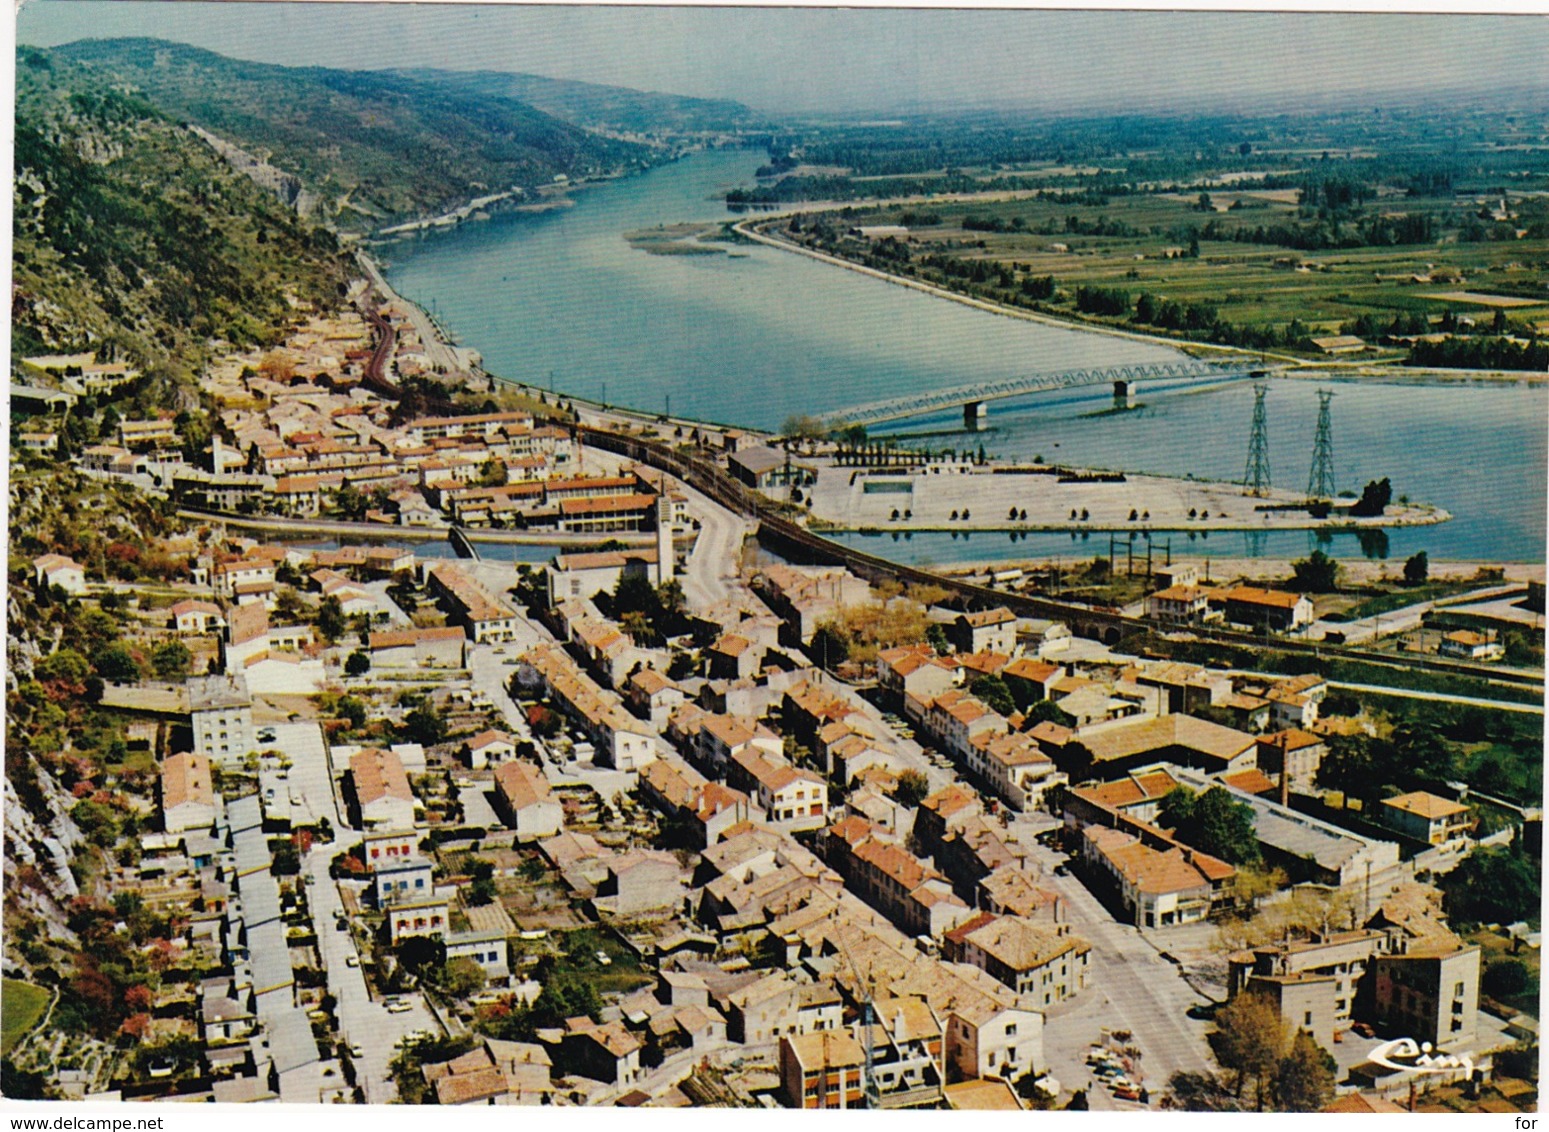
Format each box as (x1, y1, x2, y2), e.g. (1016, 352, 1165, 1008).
(380, 148, 1548, 566)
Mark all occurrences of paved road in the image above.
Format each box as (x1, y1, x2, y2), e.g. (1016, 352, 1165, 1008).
(1308, 584, 1528, 646)
(1022, 838, 1218, 1111)
(680, 493, 753, 611)
(306, 852, 441, 1103)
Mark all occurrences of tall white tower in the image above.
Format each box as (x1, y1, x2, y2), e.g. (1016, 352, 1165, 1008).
(655, 496, 674, 585)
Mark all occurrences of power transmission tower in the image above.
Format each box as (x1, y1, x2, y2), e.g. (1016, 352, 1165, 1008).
(1242, 383, 1272, 497)
(1306, 389, 1336, 499)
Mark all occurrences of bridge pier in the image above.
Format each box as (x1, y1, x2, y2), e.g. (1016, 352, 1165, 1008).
(963, 400, 987, 431)
(1113, 380, 1131, 411)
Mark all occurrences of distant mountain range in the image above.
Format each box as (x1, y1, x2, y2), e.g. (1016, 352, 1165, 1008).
(45, 39, 656, 231)
(386, 67, 759, 135)
(13, 38, 762, 393)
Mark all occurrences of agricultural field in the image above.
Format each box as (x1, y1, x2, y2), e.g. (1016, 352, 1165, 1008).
(2, 980, 50, 1055)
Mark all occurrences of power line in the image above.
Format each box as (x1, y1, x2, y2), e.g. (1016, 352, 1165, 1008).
(1243, 383, 1272, 497)
(1307, 389, 1336, 499)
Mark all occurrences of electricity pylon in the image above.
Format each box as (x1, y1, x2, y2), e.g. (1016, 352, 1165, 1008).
(1243, 383, 1272, 497)
(1307, 389, 1336, 500)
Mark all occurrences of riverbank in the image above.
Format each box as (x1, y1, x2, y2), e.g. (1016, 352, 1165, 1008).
(734, 218, 1548, 387)
(803, 459, 1451, 536)
(936, 554, 1546, 587)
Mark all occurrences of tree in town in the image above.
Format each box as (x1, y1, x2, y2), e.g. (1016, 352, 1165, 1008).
(1289, 550, 1339, 593)
(969, 674, 1017, 717)
(810, 619, 852, 669)
(344, 651, 371, 677)
(1403, 550, 1429, 585)
(403, 705, 449, 747)
(1440, 843, 1541, 925)
(335, 695, 368, 730)
(466, 858, 498, 906)
(477, 456, 507, 487)
(317, 595, 346, 643)
(926, 623, 952, 654)
(150, 641, 191, 682)
(1482, 958, 1532, 1001)
(1159, 786, 1260, 865)
(1026, 699, 1077, 728)
(1272, 1030, 1336, 1112)
(895, 769, 931, 808)
(444, 957, 487, 999)
(619, 610, 658, 646)
(1212, 991, 1290, 1109)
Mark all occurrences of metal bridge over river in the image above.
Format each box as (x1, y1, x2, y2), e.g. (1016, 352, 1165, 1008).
(815, 359, 1269, 431)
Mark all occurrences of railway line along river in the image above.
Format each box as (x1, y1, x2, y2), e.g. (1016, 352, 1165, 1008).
(380, 148, 1547, 567)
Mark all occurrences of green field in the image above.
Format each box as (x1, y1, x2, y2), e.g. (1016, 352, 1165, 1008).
(2, 979, 50, 1055)
(770, 188, 1549, 356)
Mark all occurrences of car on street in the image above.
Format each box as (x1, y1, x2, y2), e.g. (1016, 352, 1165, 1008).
(345, 955, 359, 968)
(349, 1045, 365, 1059)
(1186, 1003, 1219, 1021)
(386, 1001, 413, 1014)
(258, 728, 277, 743)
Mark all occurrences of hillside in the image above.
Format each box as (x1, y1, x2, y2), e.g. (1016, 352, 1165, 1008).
(12, 47, 352, 396)
(49, 38, 649, 229)
(387, 68, 758, 136)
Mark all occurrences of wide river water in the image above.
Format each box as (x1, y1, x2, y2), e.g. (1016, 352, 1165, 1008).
(382, 149, 1547, 567)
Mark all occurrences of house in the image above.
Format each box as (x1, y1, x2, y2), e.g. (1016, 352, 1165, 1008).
(188, 674, 255, 766)
(561, 1021, 644, 1086)
(638, 757, 752, 848)
(493, 760, 563, 840)
(361, 830, 418, 870)
(859, 996, 945, 1107)
(945, 915, 1091, 1008)
(705, 633, 763, 681)
(1062, 766, 1184, 833)
(943, 1079, 1023, 1111)
(876, 645, 957, 708)
(1000, 657, 1066, 706)
(780, 1030, 866, 1110)
(1065, 713, 1258, 776)
(161, 752, 217, 835)
(1219, 586, 1314, 633)
(169, 599, 226, 635)
(421, 1040, 553, 1105)
(1080, 825, 1234, 929)
(754, 565, 870, 644)
(1376, 792, 1474, 845)
(1254, 729, 1328, 795)
(367, 626, 466, 669)
(546, 547, 662, 607)
(349, 747, 417, 830)
(464, 729, 517, 769)
(373, 856, 435, 907)
(387, 897, 449, 944)
(1147, 584, 1213, 625)
(624, 667, 686, 728)
(33, 553, 86, 595)
(1438, 629, 1505, 662)
(950, 607, 1017, 656)
(596, 850, 684, 916)
(428, 566, 520, 643)
(519, 644, 657, 772)
(727, 747, 828, 833)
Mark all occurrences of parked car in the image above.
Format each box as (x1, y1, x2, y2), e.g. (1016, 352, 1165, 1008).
(1114, 1086, 1142, 1102)
(1186, 1003, 1219, 1021)
(386, 1001, 413, 1014)
(345, 955, 359, 968)
(595, 951, 613, 966)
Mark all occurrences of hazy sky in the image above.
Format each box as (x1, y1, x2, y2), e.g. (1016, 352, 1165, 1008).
(14, 2, 1549, 115)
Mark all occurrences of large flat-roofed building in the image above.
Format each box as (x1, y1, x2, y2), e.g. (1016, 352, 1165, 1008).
(1052, 714, 1257, 776)
(730, 445, 811, 490)
(161, 752, 217, 834)
(367, 626, 466, 668)
(1169, 765, 1399, 887)
(188, 674, 254, 766)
